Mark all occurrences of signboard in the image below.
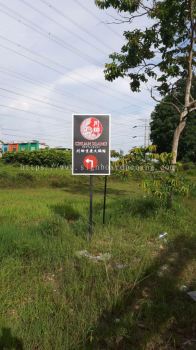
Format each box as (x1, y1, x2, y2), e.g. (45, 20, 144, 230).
(72, 114, 110, 175)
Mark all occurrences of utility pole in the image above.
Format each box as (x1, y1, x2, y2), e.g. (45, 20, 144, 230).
(144, 119, 147, 148)
(133, 119, 150, 148)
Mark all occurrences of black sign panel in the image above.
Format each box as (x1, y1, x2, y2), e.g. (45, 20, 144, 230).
(72, 114, 110, 175)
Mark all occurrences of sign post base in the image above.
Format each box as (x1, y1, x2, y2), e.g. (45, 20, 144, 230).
(88, 175, 93, 240)
(103, 176, 108, 225)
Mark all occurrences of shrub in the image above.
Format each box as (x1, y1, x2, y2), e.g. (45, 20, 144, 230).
(143, 173, 190, 208)
(2, 149, 72, 167)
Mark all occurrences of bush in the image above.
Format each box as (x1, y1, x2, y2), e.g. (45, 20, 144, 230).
(2, 149, 72, 167)
(143, 173, 190, 208)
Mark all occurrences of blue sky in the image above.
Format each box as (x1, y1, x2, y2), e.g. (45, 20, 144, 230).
(0, 0, 156, 152)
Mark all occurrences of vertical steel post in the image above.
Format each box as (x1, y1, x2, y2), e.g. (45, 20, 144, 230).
(144, 119, 147, 148)
(88, 175, 93, 239)
(103, 176, 107, 225)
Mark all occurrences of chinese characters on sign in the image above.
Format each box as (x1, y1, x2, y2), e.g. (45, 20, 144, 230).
(72, 115, 110, 175)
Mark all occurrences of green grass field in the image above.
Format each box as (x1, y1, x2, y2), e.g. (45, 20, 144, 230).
(0, 164, 195, 349)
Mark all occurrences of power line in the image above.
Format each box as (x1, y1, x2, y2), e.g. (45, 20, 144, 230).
(38, 0, 115, 52)
(0, 104, 147, 136)
(74, 0, 122, 39)
(2, 129, 70, 142)
(2, 132, 66, 140)
(0, 112, 55, 126)
(1, 109, 147, 145)
(0, 36, 135, 106)
(111, 132, 144, 137)
(17, 0, 108, 56)
(0, 4, 154, 109)
(113, 100, 153, 113)
(0, 104, 65, 125)
(0, 92, 150, 137)
(0, 41, 107, 106)
(1, 106, 144, 140)
(35, 0, 144, 103)
(0, 0, 147, 106)
(0, 2, 102, 67)
(0, 80, 82, 114)
(0, 102, 146, 134)
(0, 98, 151, 143)
(2, 127, 68, 139)
(0, 87, 75, 114)
(0, 110, 72, 140)
(0, 66, 151, 116)
(0, 108, 71, 136)
(2, 133, 70, 145)
(0, 66, 110, 112)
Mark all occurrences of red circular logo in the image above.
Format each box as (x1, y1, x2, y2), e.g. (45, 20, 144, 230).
(80, 117, 103, 140)
(83, 155, 98, 170)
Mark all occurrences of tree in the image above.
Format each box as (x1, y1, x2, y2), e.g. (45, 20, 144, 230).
(111, 149, 120, 158)
(95, 0, 196, 164)
(150, 77, 196, 162)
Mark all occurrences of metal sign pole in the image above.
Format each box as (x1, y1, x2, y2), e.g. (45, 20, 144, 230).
(103, 175, 107, 225)
(72, 115, 111, 239)
(88, 175, 93, 239)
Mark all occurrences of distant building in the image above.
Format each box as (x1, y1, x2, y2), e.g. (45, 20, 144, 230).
(9, 143, 19, 152)
(18, 140, 39, 152)
(1, 140, 49, 153)
(0, 140, 3, 157)
(2, 144, 8, 153)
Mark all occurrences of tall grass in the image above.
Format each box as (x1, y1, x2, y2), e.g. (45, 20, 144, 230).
(0, 164, 195, 349)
